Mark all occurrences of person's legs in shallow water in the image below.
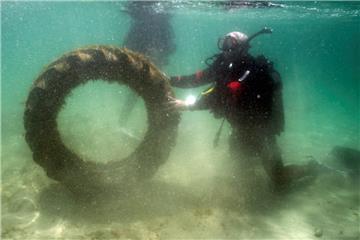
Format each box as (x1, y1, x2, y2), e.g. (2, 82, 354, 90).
(119, 1, 175, 125)
(118, 91, 138, 126)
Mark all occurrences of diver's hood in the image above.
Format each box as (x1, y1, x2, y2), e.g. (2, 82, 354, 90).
(217, 27, 273, 52)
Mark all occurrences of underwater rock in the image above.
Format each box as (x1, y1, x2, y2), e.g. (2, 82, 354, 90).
(331, 146, 360, 170)
(331, 146, 360, 178)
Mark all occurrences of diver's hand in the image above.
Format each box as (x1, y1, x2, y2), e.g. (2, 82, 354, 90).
(167, 96, 189, 111)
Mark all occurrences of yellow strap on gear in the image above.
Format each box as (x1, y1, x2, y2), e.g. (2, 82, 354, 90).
(202, 86, 215, 96)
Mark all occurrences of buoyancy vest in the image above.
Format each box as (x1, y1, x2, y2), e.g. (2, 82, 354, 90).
(206, 54, 277, 122)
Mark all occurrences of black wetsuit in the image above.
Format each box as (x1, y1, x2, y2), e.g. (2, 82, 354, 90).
(171, 52, 310, 188)
(171, 53, 284, 132)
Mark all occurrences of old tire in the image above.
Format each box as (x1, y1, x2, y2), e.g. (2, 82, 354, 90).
(24, 46, 180, 195)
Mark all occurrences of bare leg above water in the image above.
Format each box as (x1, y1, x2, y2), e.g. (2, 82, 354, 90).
(119, 1, 175, 126)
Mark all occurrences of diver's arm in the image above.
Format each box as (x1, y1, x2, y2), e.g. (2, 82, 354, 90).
(170, 68, 214, 88)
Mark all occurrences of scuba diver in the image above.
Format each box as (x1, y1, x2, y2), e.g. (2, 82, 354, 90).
(169, 28, 319, 191)
(119, 1, 176, 125)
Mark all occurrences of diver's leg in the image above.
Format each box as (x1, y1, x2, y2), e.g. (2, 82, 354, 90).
(260, 135, 317, 191)
(258, 135, 288, 187)
(229, 128, 262, 184)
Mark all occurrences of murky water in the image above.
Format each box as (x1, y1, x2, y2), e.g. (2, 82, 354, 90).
(2, 1, 359, 239)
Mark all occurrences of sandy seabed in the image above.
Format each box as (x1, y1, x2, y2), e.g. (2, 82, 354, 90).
(1, 148, 359, 240)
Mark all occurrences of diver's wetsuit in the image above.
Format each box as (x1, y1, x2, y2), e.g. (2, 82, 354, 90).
(171, 52, 311, 189)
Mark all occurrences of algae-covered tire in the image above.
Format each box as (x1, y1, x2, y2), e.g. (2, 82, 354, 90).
(24, 46, 180, 195)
